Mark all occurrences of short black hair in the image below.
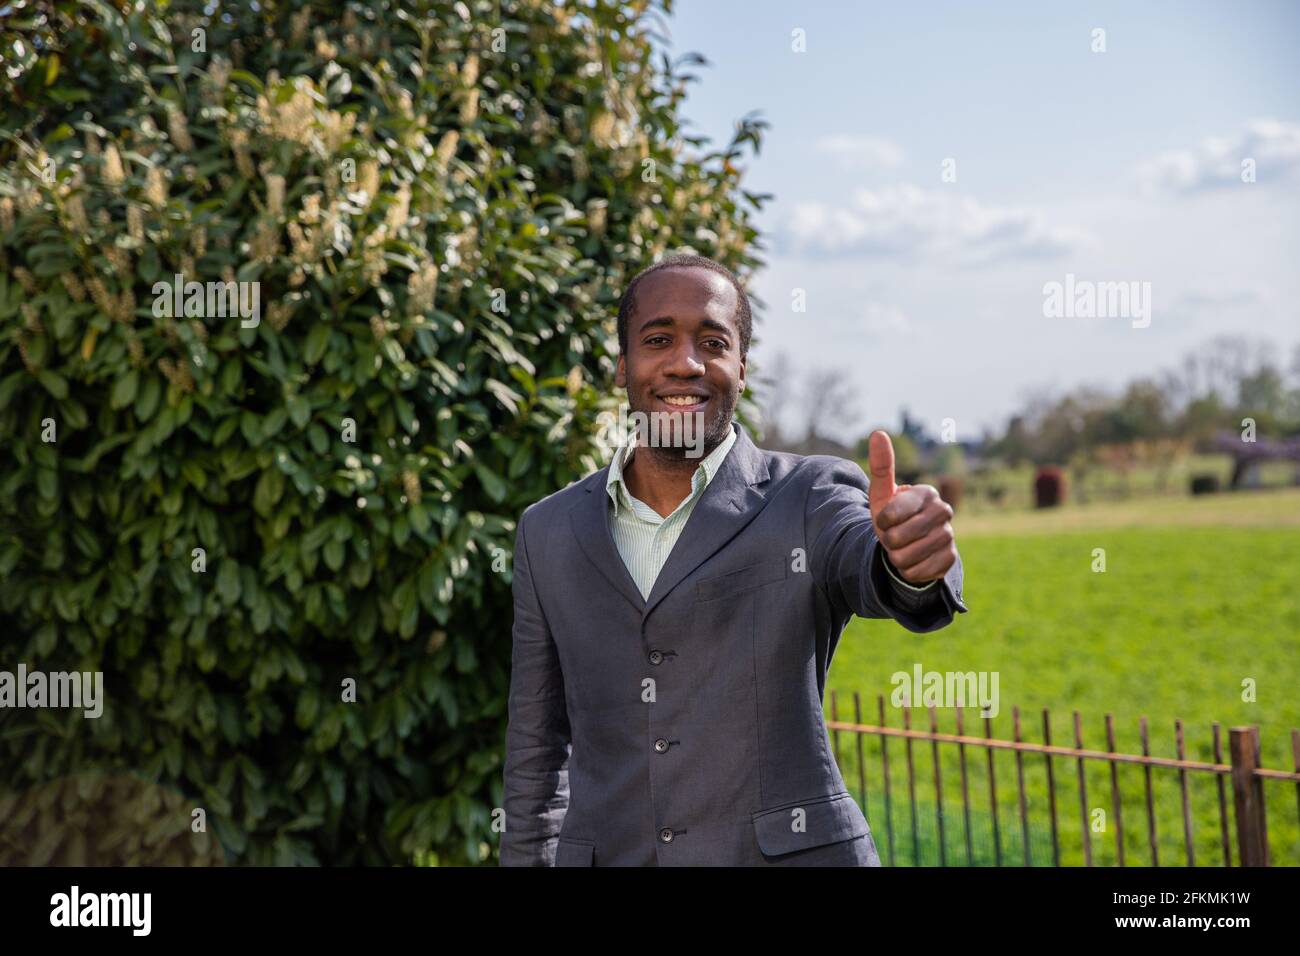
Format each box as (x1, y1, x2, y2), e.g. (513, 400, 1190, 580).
(616, 253, 752, 359)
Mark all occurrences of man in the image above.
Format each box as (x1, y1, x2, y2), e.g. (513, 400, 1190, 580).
(500, 254, 967, 866)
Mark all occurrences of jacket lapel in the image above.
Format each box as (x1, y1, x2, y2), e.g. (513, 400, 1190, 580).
(642, 424, 771, 620)
(569, 465, 649, 615)
(568, 423, 774, 621)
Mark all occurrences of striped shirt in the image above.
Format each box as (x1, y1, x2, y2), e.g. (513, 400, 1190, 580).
(605, 421, 739, 600)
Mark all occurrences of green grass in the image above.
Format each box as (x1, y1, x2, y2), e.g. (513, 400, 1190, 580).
(825, 487, 1300, 866)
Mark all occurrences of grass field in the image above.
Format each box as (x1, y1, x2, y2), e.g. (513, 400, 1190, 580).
(825, 487, 1300, 867)
(940, 454, 1299, 516)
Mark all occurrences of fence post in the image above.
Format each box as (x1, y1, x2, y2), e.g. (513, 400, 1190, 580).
(1229, 726, 1270, 866)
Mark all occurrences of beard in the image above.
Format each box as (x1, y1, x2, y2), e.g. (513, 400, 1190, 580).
(627, 388, 738, 469)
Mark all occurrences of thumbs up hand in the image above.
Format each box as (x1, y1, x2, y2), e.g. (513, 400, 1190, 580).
(867, 430, 958, 585)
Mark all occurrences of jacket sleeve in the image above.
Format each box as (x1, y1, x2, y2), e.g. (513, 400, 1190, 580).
(805, 456, 967, 633)
(500, 509, 571, 866)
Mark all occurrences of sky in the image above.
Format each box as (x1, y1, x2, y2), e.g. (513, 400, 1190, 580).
(657, 0, 1300, 443)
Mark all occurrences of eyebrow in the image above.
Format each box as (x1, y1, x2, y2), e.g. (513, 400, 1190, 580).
(636, 315, 733, 337)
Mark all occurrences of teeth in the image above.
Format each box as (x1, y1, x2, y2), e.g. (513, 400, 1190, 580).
(662, 395, 703, 406)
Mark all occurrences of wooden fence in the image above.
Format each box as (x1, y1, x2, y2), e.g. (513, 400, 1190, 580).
(827, 692, 1300, 866)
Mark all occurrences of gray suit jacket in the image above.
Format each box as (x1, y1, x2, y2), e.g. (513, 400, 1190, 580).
(500, 422, 967, 866)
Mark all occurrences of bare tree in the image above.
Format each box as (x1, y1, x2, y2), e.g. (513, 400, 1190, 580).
(752, 350, 796, 448)
(803, 366, 859, 444)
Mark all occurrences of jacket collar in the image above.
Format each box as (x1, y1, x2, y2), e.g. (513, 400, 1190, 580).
(570, 420, 772, 619)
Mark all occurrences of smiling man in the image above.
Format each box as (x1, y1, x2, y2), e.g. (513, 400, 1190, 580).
(500, 253, 967, 867)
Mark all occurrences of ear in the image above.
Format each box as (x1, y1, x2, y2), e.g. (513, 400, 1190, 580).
(615, 352, 626, 389)
(737, 353, 746, 393)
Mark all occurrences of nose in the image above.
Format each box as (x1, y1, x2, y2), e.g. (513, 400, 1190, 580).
(661, 340, 706, 379)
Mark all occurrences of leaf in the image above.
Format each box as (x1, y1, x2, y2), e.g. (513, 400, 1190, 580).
(262, 407, 288, 439)
(400, 597, 419, 638)
(485, 379, 522, 416)
(0, 371, 25, 406)
(302, 521, 333, 552)
(182, 461, 206, 489)
(135, 375, 161, 421)
(59, 399, 88, 429)
(110, 370, 139, 409)
(473, 462, 507, 503)
(380, 337, 406, 366)
(394, 395, 416, 434)
(322, 538, 344, 572)
(288, 396, 311, 429)
(409, 504, 430, 535)
(36, 469, 57, 500)
(253, 467, 284, 516)
(217, 560, 242, 605)
(304, 325, 330, 365)
(228, 69, 265, 92)
(221, 359, 242, 396)
(36, 370, 68, 400)
(508, 441, 532, 479)
(240, 411, 263, 446)
(308, 424, 328, 455)
(47, 87, 91, 104)
(0, 542, 21, 577)
(213, 416, 239, 446)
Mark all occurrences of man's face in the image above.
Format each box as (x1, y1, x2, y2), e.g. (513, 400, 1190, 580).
(615, 266, 746, 458)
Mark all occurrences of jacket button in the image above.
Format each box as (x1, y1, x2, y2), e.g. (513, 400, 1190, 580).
(653, 737, 669, 753)
(648, 650, 663, 665)
(659, 827, 674, 843)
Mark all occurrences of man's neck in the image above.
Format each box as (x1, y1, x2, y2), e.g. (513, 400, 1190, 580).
(623, 436, 720, 519)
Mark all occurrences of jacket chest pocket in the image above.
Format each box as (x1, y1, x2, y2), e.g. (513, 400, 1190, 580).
(695, 558, 788, 603)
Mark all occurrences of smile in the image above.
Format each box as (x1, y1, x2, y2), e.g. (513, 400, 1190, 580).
(658, 394, 708, 409)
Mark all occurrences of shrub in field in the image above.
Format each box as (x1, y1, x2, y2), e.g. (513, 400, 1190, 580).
(938, 476, 962, 513)
(1034, 466, 1066, 508)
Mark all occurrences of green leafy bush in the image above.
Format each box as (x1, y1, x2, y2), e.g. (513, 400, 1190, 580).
(0, 0, 765, 863)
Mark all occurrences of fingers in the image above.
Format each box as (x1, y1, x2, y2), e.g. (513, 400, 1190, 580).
(873, 483, 958, 584)
(878, 500, 951, 553)
(882, 518, 955, 573)
(875, 482, 946, 532)
(892, 541, 959, 584)
(867, 430, 896, 514)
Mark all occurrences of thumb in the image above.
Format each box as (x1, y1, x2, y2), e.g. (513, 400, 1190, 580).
(867, 430, 897, 518)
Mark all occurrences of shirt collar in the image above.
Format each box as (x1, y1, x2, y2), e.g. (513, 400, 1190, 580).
(606, 420, 738, 516)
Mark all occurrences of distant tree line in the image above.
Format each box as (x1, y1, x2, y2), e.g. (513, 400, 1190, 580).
(988, 335, 1300, 468)
(757, 336, 1300, 481)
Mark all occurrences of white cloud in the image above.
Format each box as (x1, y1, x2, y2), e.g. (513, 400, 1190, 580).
(780, 184, 1088, 263)
(1136, 118, 1300, 194)
(860, 302, 915, 335)
(812, 135, 905, 171)
(1173, 287, 1263, 310)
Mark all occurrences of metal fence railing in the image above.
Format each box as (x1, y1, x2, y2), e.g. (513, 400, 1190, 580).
(827, 693, 1300, 866)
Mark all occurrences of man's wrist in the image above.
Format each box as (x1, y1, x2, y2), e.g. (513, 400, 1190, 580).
(881, 549, 938, 592)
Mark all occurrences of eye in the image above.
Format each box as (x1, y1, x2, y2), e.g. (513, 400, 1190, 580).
(703, 338, 728, 350)
(645, 335, 670, 346)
